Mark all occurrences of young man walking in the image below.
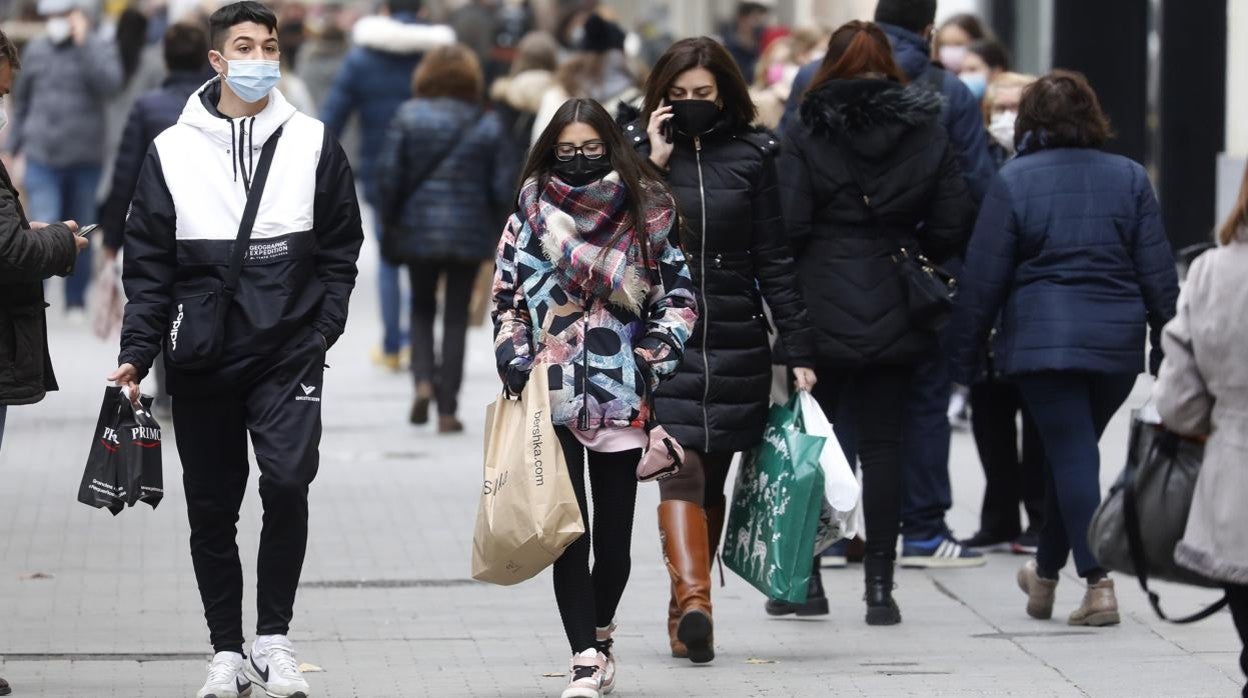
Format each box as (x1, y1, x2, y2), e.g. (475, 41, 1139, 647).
(109, 3, 363, 697)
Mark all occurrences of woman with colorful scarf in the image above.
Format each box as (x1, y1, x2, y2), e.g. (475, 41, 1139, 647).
(492, 98, 697, 698)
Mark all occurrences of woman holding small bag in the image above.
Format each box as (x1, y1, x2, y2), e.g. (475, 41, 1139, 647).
(623, 37, 818, 663)
(491, 97, 697, 698)
(1155, 162, 1248, 696)
(777, 21, 975, 625)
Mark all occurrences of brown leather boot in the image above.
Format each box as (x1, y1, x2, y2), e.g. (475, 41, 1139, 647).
(667, 496, 725, 659)
(660, 500, 715, 663)
(1068, 577, 1120, 627)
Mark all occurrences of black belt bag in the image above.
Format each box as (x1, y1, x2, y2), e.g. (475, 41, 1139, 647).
(165, 126, 284, 371)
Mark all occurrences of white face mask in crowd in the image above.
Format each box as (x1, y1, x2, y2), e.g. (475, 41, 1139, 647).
(45, 16, 72, 44)
(989, 110, 1018, 152)
(0, 97, 9, 133)
(939, 44, 968, 73)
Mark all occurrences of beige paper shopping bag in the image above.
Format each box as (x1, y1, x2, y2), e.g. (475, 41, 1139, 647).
(471, 364, 585, 585)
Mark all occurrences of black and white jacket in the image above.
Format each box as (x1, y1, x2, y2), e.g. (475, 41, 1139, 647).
(118, 78, 364, 395)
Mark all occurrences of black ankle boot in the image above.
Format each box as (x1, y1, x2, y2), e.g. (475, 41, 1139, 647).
(765, 557, 830, 617)
(864, 554, 901, 626)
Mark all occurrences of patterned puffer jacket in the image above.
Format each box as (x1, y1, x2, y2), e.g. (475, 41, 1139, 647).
(492, 173, 698, 429)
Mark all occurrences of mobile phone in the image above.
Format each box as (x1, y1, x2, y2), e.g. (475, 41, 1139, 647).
(75, 223, 99, 238)
(661, 117, 674, 143)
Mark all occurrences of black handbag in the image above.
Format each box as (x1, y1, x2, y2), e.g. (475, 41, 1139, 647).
(164, 126, 283, 371)
(1087, 408, 1228, 623)
(834, 140, 956, 331)
(893, 246, 956, 330)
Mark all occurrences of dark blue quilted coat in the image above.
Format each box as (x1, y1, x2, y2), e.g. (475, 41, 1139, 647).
(375, 98, 517, 262)
(948, 140, 1180, 384)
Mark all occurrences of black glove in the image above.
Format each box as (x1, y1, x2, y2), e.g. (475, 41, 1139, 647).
(505, 363, 531, 397)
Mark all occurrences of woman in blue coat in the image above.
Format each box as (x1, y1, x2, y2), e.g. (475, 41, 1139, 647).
(377, 44, 517, 432)
(949, 70, 1179, 627)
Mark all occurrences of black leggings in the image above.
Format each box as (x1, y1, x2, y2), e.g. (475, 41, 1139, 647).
(810, 365, 912, 560)
(658, 448, 735, 505)
(1229, 584, 1248, 698)
(552, 427, 641, 653)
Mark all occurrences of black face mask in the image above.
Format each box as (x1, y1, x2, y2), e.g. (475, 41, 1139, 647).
(553, 154, 612, 187)
(671, 99, 722, 136)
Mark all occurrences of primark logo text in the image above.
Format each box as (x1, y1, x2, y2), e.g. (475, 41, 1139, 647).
(130, 426, 161, 442)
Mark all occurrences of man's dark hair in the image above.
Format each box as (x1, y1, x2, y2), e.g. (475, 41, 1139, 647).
(165, 22, 210, 73)
(209, 1, 278, 52)
(968, 37, 1010, 72)
(387, 0, 423, 15)
(0, 28, 21, 71)
(737, 2, 771, 19)
(874, 0, 938, 34)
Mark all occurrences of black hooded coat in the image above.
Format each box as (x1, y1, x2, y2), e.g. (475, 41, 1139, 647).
(778, 79, 975, 367)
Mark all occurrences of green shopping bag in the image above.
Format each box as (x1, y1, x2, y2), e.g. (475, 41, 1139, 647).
(723, 397, 826, 603)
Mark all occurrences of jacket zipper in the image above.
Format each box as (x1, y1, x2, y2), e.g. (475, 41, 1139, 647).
(578, 299, 591, 430)
(695, 136, 711, 452)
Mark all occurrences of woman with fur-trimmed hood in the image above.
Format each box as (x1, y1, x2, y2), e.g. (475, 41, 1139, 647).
(777, 21, 974, 625)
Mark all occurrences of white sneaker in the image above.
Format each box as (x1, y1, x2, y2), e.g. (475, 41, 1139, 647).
(560, 648, 605, 698)
(243, 636, 310, 698)
(197, 651, 252, 698)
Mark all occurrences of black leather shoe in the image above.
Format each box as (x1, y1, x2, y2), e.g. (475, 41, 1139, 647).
(865, 554, 902, 626)
(765, 557, 829, 616)
(0, 675, 12, 696)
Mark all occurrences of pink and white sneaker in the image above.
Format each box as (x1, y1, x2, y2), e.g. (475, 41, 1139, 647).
(560, 648, 605, 698)
(595, 621, 617, 694)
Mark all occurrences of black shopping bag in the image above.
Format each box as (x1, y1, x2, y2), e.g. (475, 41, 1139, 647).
(118, 393, 163, 509)
(77, 386, 127, 515)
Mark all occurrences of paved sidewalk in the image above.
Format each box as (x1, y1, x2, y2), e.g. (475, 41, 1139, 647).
(0, 237, 1241, 697)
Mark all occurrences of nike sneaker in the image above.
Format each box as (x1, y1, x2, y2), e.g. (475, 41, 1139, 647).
(243, 635, 310, 698)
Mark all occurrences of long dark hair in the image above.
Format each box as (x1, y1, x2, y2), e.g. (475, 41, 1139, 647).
(518, 98, 668, 263)
(640, 37, 757, 129)
(807, 21, 907, 94)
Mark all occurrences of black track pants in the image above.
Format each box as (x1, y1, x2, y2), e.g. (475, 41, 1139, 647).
(172, 330, 325, 654)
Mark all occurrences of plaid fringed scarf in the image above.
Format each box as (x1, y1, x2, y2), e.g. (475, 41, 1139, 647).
(523, 172, 674, 313)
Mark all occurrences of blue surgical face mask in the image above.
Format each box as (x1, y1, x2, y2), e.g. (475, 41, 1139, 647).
(960, 72, 988, 101)
(224, 59, 281, 103)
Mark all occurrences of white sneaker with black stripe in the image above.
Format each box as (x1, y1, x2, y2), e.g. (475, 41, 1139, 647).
(243, 635, 310, 698)
(899, 534, 987, 569)
(197, 651, 252, 698)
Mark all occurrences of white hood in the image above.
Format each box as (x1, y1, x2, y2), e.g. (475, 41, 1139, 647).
(179, 77, 298, 148)
(352, 16, 456, 55)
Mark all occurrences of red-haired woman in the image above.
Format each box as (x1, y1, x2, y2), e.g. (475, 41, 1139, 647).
(622, 37, 818, 662)
(778, 20, 975, 624)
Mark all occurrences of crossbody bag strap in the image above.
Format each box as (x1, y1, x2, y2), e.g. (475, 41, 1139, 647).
(224, 125, 284, 297)
(1121, 435, 1229, 624)
(387, 112, 480, 225)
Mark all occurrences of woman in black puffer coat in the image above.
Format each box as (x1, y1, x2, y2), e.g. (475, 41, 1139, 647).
(776, 21, 974, 625)
(624, 37, 817, 665)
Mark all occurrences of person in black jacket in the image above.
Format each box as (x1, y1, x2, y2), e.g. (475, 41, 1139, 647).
(107, 5, 363, 697)
(99, 21, 213, 254)
(624, 37, 817, 663)
(775, 21, 974, 625)
(0, 30, 88, 695)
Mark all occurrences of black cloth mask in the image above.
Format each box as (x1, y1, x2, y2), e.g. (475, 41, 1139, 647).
(671, 99, 722, 136)
(553, 154, 613, 187)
